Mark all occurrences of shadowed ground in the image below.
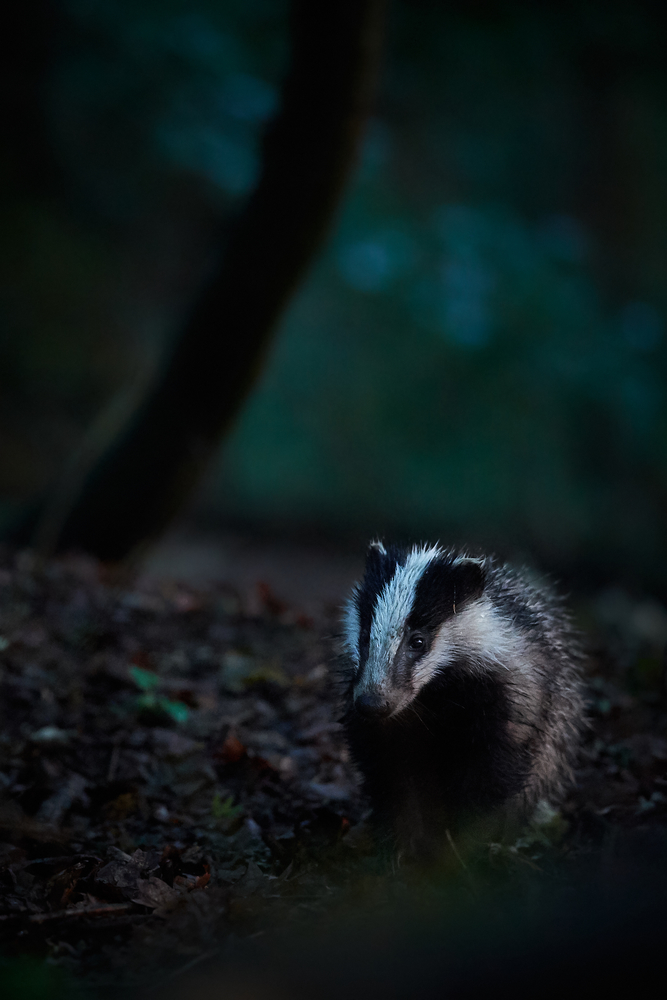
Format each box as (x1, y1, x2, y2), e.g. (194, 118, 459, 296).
(0, 532, 665, 995)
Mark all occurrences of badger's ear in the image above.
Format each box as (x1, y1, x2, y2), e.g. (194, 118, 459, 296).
(452, 558, 485, 606)
(365, 539, 387, 572)
(362, 539, 398, 596)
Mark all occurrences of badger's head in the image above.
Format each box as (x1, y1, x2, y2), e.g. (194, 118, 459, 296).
(342, 541, 487, 720)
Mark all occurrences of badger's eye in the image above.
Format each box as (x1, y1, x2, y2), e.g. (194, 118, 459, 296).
(408, 632, 426, 652)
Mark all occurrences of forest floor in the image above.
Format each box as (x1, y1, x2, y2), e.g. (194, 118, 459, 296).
(0, 536, 666, 997)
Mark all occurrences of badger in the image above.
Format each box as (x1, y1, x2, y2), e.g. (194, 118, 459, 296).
(340, 541, 585, 859)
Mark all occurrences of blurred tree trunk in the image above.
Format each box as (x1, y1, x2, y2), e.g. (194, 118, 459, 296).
(38, 0, 385, 561)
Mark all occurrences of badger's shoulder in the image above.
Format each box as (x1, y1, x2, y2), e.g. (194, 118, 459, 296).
(483, 558, 583, 666)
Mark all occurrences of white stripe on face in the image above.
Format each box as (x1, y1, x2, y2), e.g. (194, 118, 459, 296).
(341, 540, 386, 666)
(341, 585, 361, 666)
(355, 544, 442, 696)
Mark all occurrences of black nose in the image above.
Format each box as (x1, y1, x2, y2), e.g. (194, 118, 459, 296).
(355, 692, 392, 718)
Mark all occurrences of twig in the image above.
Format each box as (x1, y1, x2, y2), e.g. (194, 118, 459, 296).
(445, 828, 469, 871)
(28, 902, 134, 924)
(13, 853, 101, 871)
(509, 851, 543, 872)
(144, 949, 219, 993)
(445, 828, 479, 897)
(107, 742, 121, 782)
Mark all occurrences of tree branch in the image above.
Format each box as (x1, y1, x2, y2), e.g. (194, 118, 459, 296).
(43, 0, 386, 560)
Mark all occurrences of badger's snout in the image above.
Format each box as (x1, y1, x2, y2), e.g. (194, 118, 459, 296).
(354, 691, 392, 719)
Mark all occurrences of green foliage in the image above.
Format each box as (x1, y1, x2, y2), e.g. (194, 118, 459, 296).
(129, 665, 161, 692)
(211, 792, 243, 820)
(220, 651, 290, 692)
(128, 666, 189, 724)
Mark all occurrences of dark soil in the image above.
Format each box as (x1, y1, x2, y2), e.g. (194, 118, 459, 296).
(0, 545, 665, 994)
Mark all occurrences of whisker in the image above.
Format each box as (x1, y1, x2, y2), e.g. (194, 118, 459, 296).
(406, 703, 435, 737)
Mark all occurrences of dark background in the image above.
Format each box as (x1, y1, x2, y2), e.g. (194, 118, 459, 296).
(3, 0, 667, 592)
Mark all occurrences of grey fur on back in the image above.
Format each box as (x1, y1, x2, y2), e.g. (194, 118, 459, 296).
(480, 556, 585, 808)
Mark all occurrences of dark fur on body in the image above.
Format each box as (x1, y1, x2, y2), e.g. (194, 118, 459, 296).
(339, 543, 585, 857)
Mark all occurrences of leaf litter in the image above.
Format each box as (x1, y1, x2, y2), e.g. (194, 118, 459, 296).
(0, 548, 665, 992)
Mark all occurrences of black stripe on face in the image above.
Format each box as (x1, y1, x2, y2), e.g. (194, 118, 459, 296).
(407, 557, 486, 632)
(356, 544, 406, 666)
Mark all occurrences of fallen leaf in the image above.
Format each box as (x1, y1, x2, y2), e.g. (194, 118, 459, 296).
(130, 876, 179, 910)
(216, 734, 247, 764)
